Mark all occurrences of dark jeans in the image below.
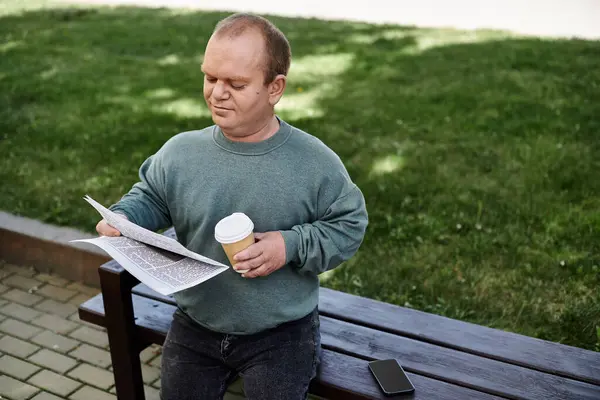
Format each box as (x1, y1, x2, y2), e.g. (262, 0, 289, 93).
(160, 308, 321, 400)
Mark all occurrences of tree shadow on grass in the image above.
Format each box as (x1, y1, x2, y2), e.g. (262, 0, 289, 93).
(0, 7, 416, 151)
(0, 5, 419, 223)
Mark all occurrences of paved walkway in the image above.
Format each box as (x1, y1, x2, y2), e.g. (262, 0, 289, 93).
(0, 262, 246, 400)
(68, 0, 600, 39)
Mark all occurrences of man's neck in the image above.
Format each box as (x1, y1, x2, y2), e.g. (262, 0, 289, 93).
(222, 115, 280, 143)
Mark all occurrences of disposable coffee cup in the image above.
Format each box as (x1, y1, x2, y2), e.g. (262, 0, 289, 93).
(214, 212, 255, 273)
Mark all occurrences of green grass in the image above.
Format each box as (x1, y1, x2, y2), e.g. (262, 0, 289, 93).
(1, 2, 599, 351)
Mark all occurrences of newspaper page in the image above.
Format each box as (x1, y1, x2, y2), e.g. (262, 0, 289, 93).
(74, 236, 228, 295)
(83, 195, 223, 265)
(73, 195, 230, 295)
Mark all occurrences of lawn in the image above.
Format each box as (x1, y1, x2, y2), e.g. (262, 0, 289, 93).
(1, 2, 599, 350)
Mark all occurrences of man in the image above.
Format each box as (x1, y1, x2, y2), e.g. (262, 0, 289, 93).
(96, 13, 368, 400)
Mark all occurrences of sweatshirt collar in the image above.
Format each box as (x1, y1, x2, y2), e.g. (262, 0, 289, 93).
(212, 117, 292, 155)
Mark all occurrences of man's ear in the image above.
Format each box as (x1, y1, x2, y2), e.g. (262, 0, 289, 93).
(268, 74, 287, 106)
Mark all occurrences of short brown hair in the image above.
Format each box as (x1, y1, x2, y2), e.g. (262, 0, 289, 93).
(213, 13, 291, 84)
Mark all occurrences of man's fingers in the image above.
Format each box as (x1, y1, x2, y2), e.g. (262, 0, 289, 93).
(234, 254, 265, 272)
(229, 231, 285, 278)
(96, 220, 122, 237)
(242, 264, 272, 279)
(103, 227, 121, 237)
(233, 242, 263, 262)
(106, 227, 121, 237)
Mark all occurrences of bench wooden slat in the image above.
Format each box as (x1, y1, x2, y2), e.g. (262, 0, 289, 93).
(320, 316, 600, 400)
(316, 351, 504, 400)
(79, 294, 504, 400)
(93, 286, 600, 400)
(319, 287, 600, 385)
(86, 234, 600, 399)
(132, 281, 600, 387)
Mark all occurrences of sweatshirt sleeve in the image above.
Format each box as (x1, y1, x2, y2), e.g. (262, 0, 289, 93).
(109, 151, 172, 232)
(280, 179, 368, 275)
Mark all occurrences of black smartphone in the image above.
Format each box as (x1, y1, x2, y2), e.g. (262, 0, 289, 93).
(368, 359, 415, 396)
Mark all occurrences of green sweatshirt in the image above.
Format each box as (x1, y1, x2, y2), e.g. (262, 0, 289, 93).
(110, 118, 368, 334)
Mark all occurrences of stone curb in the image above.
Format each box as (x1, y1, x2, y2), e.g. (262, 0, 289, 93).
(0, 212, 109, 288)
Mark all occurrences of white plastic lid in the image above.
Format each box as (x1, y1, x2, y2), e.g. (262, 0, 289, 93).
(214, 212, 254, 244)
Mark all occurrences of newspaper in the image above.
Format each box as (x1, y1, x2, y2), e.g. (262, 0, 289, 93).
(72, 195, 229, 295)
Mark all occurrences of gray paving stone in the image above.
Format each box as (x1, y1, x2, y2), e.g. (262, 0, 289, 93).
(69, 343, 111, 368)
(0, 354, 41, 379)
(0, 313, 5, 322)
(69, 326, 109, 348)
(69, 293, 91, 306)
(36, 284, 78, 302)
(2, 275, 40, 291)
(68, 363, 114, 390)
(32, 313, 79, 334)
(2, 264, 37, 277)
(0, 302, 43, 322)
(31, 391, 65, 400)
(0, 334, 40, 358)
(2, 288, 43, 306)
(0, 268, 12, 281)
(140, 345, 159, 363)
(150, 354, 162, 368)
(0, 374, 40, 400)
(140, 346, 156, 364)
(0, 266, 12, 279)
(36, 273, 70, 287)
(28, 369, 82, 397)
(68, 312, 106, 331)
(0, 318, 43, 339)
(145, 385, 161, 400)
(69, 385, 116, 400)
(0, 283, 10, 294)
(35, 299, 78, 318)
(142, 364, 161, 384)
(29, 348, 78, 374)
(152, 377, 161, 389)
(31, 330, 79, 353)
(66, 282, 100, 296)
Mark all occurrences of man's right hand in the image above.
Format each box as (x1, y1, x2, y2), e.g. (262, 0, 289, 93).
(96, 218, 123, 237)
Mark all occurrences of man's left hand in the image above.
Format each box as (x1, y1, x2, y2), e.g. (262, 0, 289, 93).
(233, 232, 287, 278)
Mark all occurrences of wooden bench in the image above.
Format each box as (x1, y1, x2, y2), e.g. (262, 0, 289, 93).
(79, 229, 600, 399)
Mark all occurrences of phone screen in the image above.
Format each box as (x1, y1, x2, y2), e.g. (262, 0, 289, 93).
(368, 359, 415, 395)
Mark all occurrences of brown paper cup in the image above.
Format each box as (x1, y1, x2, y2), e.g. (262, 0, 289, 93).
(221, 233, 255, 272)
(214, 212, 255, 273)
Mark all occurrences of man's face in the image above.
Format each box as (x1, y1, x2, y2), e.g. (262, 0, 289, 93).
(202, 30, 280, 138)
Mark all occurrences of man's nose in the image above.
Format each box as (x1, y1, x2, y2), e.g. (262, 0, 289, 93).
(212, 81, 229, 100)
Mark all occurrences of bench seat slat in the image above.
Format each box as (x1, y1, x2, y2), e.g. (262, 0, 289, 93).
(79, 294, 503, 400)
(319, 287, 600, 385)
(131, 281, 600, 386)
(320, 316, 600, 400)
(316, 351, 504, 400)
